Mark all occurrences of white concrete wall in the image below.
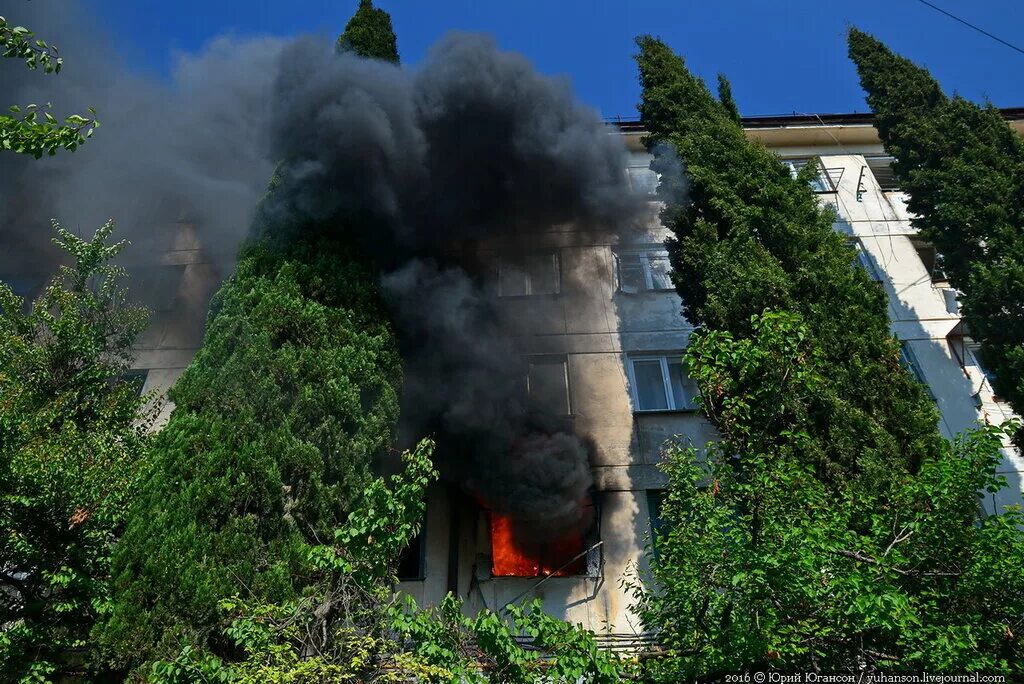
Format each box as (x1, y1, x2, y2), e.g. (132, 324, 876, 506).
(819, 151, 1023, 513)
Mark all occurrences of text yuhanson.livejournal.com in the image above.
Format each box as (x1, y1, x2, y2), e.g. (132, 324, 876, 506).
(724, 674, 1007, 683)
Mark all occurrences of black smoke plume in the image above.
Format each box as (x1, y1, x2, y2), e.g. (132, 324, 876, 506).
(0, 4, 648, 536)
(264, 34, 646, 536)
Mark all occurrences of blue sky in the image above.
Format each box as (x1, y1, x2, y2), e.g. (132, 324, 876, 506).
(89, 0, 1024, 119)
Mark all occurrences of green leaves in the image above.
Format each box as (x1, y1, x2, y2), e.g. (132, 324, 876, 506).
(100, 232, 404, 672)
(336, 0, 400, 63)
(0, 16, 62, 73)
(0, 221, 153, 682)
(1, 15, 99, 157)
(632, 35, 1024, 678)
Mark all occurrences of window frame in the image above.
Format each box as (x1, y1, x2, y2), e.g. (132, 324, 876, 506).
(615, 248, 674, 294)
(626, 353, 699, 413)
(524, 354, 572, 417)
(397, 511, 428, 581)
(497, 252, 561, 297)
(899, 341, 937, 401)
(850, 238, 883, 282)
(625, 151, 660, 198)
(783, 157, 838, 194)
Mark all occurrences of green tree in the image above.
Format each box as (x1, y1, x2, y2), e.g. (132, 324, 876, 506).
(1, 12, 99, 157)
(848, 28, 1024, 434)
(147, 440, 630, 683)
(630, 36, 1024, 677)
(716, 74, 740, 123)
(336, 0, 400, 63)
(0, 221, 153, 682)
(632, 314, 1024, 678)
(98, 231, 403, 673)
(634, 35, 940, 486)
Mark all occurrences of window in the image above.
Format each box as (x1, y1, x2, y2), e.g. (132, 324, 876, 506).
(119, 370, 149, 398)
(397, 521, 426, 581)
(646, 490, 666, 559)
(625, 151, 659, 196)
(498, 253, 559, 296)
(899, 341, 936, 401)
(127, 264, 186, 312)
(526, 355, 571, 416)
(850, 239, 882, 282)
(490, 498, 599, 577)
(909, 238, 948, 283)
(628, 354, 699, 412)
(616, 249, 673, 293)
(866, 156, 900, 191)
(784, 158, 837, 193)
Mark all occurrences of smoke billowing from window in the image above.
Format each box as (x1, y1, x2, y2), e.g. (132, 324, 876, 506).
(1, 5, 650, 536)
(263, 34, 647, 536)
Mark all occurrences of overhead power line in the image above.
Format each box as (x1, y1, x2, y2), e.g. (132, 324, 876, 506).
(915, 0, 1024, 57)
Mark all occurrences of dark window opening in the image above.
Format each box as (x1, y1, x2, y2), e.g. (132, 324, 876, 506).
(498, 253, 560, 296)
(525, 355, 571, 416)
(397, 518, 427, 581)
(909, 238, 948, 283)
(866, 156, 900, 192)
(119, 370, 149, 398)
(646, 490, 666, 560)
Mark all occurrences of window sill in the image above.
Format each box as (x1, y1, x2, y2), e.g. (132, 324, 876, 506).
(633, 408, 699, 416)
(616, 289, 677, 296)
(497, 293, 561, 299)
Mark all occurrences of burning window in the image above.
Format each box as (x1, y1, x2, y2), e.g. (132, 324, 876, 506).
(489, 500, 598, 577)
(498, 252, 560, 296)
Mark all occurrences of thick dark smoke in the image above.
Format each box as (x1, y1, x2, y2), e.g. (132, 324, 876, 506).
(264, 34, 646, 536)
(0, 1, 280, 273)
(0, 4, 648, 537)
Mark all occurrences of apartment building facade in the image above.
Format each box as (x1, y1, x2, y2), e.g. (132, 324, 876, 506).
(4, 111, 1020, 643)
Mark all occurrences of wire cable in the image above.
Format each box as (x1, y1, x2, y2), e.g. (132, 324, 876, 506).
(915, 0, 1024, 57)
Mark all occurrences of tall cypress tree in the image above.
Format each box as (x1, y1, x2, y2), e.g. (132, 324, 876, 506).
(100, 5, 405, 669)
(635, 35, 940, 485)
(336, 0, 400, 63)
(630, 36, 1024, 678)
(849, 28, 1024, 427)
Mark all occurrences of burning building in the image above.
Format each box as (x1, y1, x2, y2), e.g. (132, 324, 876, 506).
(1, 12, 1022, 645)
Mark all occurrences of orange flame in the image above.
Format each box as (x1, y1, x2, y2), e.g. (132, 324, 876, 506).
(489, 513, 586, 577)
